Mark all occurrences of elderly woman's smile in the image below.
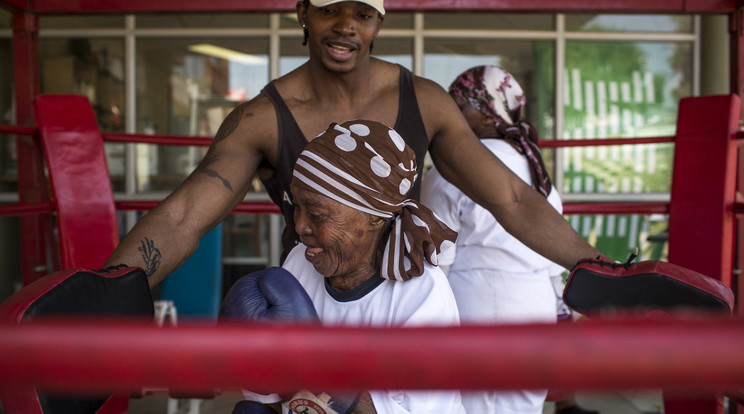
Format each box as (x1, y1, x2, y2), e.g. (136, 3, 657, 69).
(291, 183, 385, 290)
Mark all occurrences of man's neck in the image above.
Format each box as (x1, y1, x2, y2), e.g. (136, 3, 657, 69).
(306, 57, 376, 103)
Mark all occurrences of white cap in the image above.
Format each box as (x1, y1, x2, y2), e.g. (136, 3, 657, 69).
(309, 0, 385, 16)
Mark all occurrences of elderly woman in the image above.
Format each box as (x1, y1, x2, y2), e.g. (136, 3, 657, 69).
(224, 119, 465, 414)
(285, 119, 463, 413)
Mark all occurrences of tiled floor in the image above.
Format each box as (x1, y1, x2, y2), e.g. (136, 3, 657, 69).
(124, 390, 666, 414)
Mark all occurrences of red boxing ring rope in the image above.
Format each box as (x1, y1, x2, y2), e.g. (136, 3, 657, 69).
(1, 317, 743, 397)
(0, 127, 680, 219)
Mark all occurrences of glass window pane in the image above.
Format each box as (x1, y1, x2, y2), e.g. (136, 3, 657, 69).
(0, 8, 10, 28)
(0, 38, 13, 190)
(425, 13, 553, 30)
(39, 38, 127, 190)
(565, 14, 693, 33)
(380, 13, 414, 29)
(424, 39, 555, 139)
(280, 37, 308, 77)
(0, 21, 18, 299)
(136, 37, 269, 193)
(372, 38, 413, 71)
(40, 15, 125, 29)
(281, 13, 301, 28)
(562, 40, 689, 195)
(564, 41, 691, 139)
(136, 14, 268, 28)
(39, 38, 126, 131)
(280, 10, 411, 28)
(567, 213, 669, 262)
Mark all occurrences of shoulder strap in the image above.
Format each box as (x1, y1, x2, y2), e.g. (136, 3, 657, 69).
(393, 65, 428, 200)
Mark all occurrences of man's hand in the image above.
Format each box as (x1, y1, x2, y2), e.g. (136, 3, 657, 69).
(284, 390, 361, 414)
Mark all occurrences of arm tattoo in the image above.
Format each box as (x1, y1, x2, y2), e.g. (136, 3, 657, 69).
(203, 169, 234, 192)
(213, 105, 243, 144)
(137, 237, 162, 277)
(192, 152, 234, 192)
(190, 105, 244, 192)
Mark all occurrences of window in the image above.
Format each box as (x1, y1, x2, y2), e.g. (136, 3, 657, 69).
(135, 37, 269, 192)
(1, 10, 714, 291)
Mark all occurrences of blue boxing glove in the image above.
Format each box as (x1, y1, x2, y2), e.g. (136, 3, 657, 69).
(220, 267, 318, 322)
(221, 268, 360, 414)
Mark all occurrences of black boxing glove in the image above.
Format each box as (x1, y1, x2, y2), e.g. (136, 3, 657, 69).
(219, 267, 318, 322)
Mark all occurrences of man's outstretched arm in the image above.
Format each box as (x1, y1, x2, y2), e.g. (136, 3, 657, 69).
(104, 101, 273, 287)
(418, 78, 601, 269)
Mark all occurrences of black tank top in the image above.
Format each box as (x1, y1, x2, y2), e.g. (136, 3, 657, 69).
(260, 65, 429, 260)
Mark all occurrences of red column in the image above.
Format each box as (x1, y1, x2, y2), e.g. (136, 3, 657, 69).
(666, 94, 741, 414)
(13, 11, 56, 285)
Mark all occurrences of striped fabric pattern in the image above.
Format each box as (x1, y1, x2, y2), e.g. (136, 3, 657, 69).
(293, 120, 457, 281)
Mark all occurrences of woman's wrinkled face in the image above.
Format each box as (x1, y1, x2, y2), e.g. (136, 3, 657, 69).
(291, 182, 383, 283)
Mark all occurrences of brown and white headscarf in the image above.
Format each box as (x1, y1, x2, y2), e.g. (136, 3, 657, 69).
(292, 120, 457, 281)
(449, 65, 553, 198)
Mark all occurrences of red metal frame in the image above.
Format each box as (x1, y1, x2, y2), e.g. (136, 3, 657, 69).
(665, 94, 741, 414)
(669, 95, 740, 288)
(0, 0, 735, 13)
(12, 11, 57, 286)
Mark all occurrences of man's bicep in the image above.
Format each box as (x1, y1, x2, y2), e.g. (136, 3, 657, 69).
(430, 125, 521, 212)
(419, 80, 519, 207)
(188, 100, 273, 212)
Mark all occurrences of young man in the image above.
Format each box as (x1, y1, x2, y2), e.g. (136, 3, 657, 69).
(103, 0, 600, 287)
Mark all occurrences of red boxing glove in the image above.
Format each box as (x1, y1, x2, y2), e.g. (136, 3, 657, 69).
(563, 253, 734, 317)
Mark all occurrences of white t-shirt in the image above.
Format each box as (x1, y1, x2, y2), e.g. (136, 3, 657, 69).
(421, 138, 564, 414)
(282, 244, 466, 414)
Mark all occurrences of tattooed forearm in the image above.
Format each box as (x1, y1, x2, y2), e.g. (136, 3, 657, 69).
(137, 237, 162, 277)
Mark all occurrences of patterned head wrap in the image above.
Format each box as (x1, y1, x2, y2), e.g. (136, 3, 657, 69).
(449, 65, 553, 197)
(293, 120, 457, 282)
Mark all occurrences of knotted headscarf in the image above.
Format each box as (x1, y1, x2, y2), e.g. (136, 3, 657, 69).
(449, 65, 553, 198)
(292, 120, 457, 281)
